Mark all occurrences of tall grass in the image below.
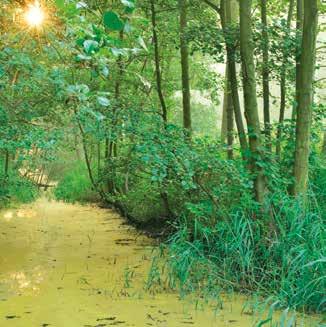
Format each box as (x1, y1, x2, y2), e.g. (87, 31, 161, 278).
(148, 191, 325, 314)
(54, 162, 99, 203)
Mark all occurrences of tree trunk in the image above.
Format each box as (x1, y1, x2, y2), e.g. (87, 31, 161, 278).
(221, 66, 228, 143)
(321, 130, 326, 156)
(74, 131, 81, 160)
(220, 66, 234, 159)
(77, 120, 97, 191)
(178, 0, 191, 131)
(97, 140, 101, 180)
(150, 0, 168, 123)
(106, 31, 124, 194)
(106, 31, 124, 160)
(4, 150, 9, 178)
(292, 0, 304, 119)
(221, 66, 234, 158)
(323, 130, 326, 156)
(226, 69, 234, 160)
(150, 2, 174, 215)
(276, 0, 295, 158)
(292, 0, 318, 196)
(223, 0, 237, 159)
(260, 0, 271, 151)
(239, 0, 265, 203)
(220, 0, 248, 158)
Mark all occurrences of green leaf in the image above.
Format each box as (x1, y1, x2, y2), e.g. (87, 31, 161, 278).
(121, 0, 135, 8)
(97, 96, 110, 107)
(76, 54, 92, 61)
(137, 36, 148, 52)
(76, 38, 85, 47)
(83, 40, 99, 54)
(125, 7, 135, 14)
(55, 0, 65, 9)
(0, 66, 5, 78)
(256, 318, 272, 327)
(124, 21, 132, 34)
(76, 1, 87, 9)
(103, 11, 124, 31)
(65, 3, 79, 16)
(121, 0, 135, 14)
(101, 66, 109, 77)
(111, 48, 127, 57)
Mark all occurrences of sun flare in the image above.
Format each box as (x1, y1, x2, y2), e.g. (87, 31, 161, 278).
(25, 1, 44, 27)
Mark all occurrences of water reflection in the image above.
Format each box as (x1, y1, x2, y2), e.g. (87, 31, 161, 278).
(17, 209, 37, 218)
(2, 208, 37, 221)
(3, 211, 13, 221)
(5, 267, 45, 295)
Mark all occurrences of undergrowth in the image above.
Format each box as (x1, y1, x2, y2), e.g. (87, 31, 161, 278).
(143, 153, 326, 317)
(146, 188, 325, 316)
(0, 171, 39, 208)
(54, 162, 99, 203)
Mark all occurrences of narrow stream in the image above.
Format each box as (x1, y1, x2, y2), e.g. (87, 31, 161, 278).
(0, 198, 321, 326)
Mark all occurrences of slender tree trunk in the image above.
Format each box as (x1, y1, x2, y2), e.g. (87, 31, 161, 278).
(223, 0, 237, 159)
(227, 60, 248, 157)
(221, 66, 234, 159)
(74, 131, 81, 160)
(221, 65, 234, 158)
(220, 0, 248, 158)
(114, 31, 124, 155)
(106, 31, 124, 160)
(105, 138, 109, 160)
(292, 0, 318, 196)
(221, 66, 228, 143)
(239, 0, 265, 203)
(73, 105, 104, 199)
(77, 120, 97, 191)
(150, 0, 174, 216)
(178, 0, 191, 131)
(276, 0, 295, 158)
(226, 72, 234, 160)
(260, 0, 271, 151)
(150, 0, 168, 123)
(106, 31, 124, 194)
(292, 0, 304, 119)
(97, 140, 101, 180)
(4, 150, 9, 178)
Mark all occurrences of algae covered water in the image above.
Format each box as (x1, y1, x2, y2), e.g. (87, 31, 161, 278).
(0, 198, 321, 326)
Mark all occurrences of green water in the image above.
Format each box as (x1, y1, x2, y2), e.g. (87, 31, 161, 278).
(0, 198, 322, 326)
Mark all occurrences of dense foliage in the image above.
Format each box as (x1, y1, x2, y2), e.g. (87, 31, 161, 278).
(0, 0, 325, 317)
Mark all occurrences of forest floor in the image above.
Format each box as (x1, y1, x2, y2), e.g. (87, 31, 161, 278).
(0, 197, 321, 327)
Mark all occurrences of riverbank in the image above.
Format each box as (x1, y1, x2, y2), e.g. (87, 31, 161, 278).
(0, 198, 323, 326)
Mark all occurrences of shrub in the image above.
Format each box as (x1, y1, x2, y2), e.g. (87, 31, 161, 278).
(0, 172, 39, 208)
(157, 192, 325, 313)
(54, 163, 99, 203)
